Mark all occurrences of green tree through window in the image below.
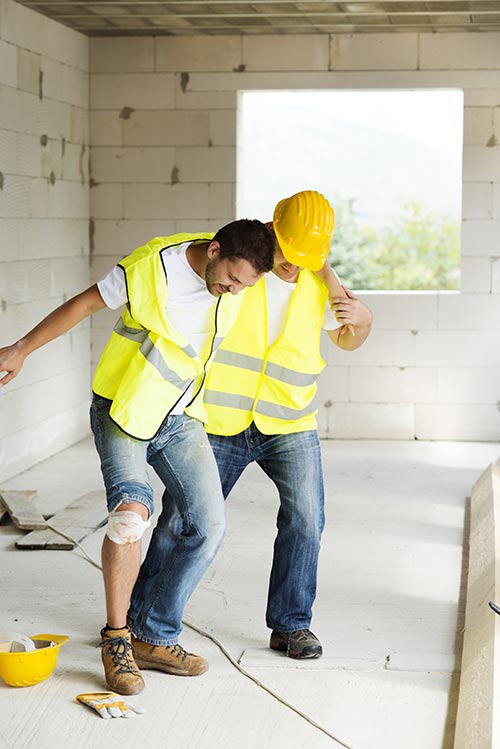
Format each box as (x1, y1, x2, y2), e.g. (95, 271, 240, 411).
(329, 199, 460, 291)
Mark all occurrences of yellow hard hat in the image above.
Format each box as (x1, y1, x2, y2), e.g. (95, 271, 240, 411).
(273, 190, 335, 272)
(0, 634, 69, 687)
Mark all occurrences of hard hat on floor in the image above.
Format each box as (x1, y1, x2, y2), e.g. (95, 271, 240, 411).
(0, 634, 69, 687)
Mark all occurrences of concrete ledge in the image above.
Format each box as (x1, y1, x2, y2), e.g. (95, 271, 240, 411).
(454, 461, 500, 749)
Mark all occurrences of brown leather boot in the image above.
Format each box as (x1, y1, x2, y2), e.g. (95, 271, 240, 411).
(99, 625, 145, 695)
(132, 636, 208, 676)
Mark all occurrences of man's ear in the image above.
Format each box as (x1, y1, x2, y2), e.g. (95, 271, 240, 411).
(207, 240, 221, 259)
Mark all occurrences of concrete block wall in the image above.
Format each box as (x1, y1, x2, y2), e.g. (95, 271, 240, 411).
(0, 0, 90, 481)
(89, 32, 500, 441)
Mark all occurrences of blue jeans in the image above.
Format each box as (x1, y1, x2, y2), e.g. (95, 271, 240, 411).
(90, 395, 226, 645)
(208, 424, 325, 632)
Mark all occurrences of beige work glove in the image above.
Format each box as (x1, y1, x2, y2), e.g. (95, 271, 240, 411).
(76, 691, 146, 719)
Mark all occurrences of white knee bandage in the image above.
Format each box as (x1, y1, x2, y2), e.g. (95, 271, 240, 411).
(106, 510, 151, 545)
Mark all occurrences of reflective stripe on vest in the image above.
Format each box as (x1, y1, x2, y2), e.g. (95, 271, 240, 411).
(200, 270, 328, 437)
(210, 349, 318, 387)
(255, 398, 318, 421)
(139, 337, 193, 391)
(204, 391, 255, 411)
(204, 391, 317, 421)
(213, 349, 263, 373)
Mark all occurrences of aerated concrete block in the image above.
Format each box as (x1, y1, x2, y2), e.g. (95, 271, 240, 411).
(327, 330, 416, 367)
(416, 404, 500, 441)
(122, 110, 209, 147)
(463, 145, 500, 182)
(90, 111, 122, 147)
(209, 109, 236, 147)
(243, 34, 328, 72)
(420, 32, 500, 69)
(349, 366, 437, 404)
(462, 219, 500, 255)
(330, 33, 418, 71)
(438, 292, 500, 329)
(438, 367, 500, 404)
(175, 146, 235, 183)
(462, 183, 493, 219)
(460, 257, 492, 293)
(0, 39, 16, 87)
(90, 146, 175, 183)
(330, 403, 415, 439)
(89, 184, 123, 219)
(90, 37, 154, 73)
(90, 72, 175, 111)
(156, 36, 241, 73)
(416, 331, 500, 367)
(464, 106, 495, 146)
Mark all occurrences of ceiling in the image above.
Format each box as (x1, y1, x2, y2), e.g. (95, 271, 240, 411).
(15, 0, 500, 35)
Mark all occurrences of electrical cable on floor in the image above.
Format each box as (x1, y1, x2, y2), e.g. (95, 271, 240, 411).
(45, 523, 357, 749)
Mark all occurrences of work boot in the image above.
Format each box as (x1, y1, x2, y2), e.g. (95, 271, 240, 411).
(270, 629, 323, 659)
(98, 625, 145, 695)
(132, 636, 208, 676)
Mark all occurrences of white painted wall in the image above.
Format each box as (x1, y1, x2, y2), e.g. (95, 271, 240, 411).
(0, 0, 90, 481)
(89, 32, 500, 442)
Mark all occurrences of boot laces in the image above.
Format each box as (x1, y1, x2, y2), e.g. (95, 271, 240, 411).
(99, 635, 137, 674)
(166, 643, 190, 661)
(292, 629, 315, 642)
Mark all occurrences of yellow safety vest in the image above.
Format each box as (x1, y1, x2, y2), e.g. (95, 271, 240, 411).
(197, 270, 328, 436)
(92, 233, 241, 440)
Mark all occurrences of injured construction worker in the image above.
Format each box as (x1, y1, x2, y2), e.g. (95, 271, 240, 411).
(197, 191, 373, 659)
(0, 220, 275, 695)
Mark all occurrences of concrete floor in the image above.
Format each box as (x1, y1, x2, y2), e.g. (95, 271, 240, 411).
(1, 437, 499, 749)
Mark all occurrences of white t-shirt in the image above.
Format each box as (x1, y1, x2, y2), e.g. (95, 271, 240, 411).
(97, 242, 217, 414)
(264, 272, 339, 346)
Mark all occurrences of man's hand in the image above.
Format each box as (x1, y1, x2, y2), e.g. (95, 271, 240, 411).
(328, 287, 372, 350)
(330, 286, 373, 335)
(0, 342, 27, 386)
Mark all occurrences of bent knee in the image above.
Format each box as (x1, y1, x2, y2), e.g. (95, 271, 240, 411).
(190, 517, 226, 555)
(106, 508, 151, 545)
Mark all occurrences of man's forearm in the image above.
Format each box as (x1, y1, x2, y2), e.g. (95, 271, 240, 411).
(315, 262, 345, 298)
(329, 321, 372, 350)
(0, 284, 106, 386)
(16, 285, 105, 355)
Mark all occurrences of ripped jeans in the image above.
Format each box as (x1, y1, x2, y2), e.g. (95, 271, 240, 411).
(90, 394, 226, 645)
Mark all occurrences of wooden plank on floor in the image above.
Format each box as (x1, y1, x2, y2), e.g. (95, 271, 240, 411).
(16, 490, 107, 550)
(0, 490, 47, 530)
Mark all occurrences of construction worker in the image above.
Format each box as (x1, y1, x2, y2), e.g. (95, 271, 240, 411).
(196, 191, 373, 659)
(0, 220, 275, 694)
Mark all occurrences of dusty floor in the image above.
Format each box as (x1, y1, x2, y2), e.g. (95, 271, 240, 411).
(1, 437, 499, 749)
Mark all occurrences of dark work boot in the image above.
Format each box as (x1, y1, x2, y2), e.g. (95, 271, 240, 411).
(270, 629, 323, 659)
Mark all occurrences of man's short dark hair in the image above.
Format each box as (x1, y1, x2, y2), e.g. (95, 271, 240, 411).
(213, 219, 275, 274)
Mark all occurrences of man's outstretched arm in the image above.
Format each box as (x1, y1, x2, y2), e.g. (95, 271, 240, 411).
(0, 284, 106, 386)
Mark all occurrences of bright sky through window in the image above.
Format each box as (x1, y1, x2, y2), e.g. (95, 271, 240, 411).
(237, 89, 463, 224)
(237, 90, 463, 290)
